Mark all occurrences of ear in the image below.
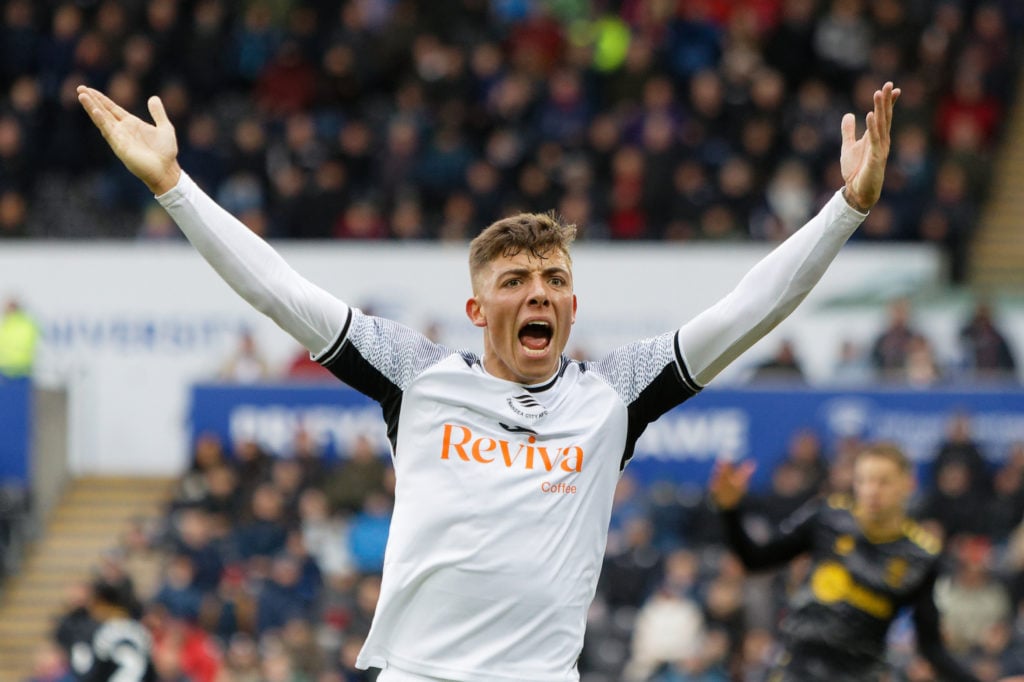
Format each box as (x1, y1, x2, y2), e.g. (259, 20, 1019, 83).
(466, 296, 487, 328)
(571, 294, 577, 325)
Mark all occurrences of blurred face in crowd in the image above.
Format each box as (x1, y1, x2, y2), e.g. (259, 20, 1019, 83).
(853, 450, 913, 525)
(467, 247, 576, 385)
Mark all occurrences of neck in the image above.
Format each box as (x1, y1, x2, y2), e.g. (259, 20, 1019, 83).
(481, 354, 561, 386)
(853, 506, 906, 542)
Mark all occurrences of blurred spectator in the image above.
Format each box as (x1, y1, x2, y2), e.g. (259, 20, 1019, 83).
(780, 428, 829, 495)
(298, 488, 353, 583)
(168, 508, 225, 594)
(323, 436, 388, 516)
(747, 460, 815, 528)
(646, 628, 730, 682)
(232, 438, 274, 506)
(749, 339, 806, 384)
(152, 554, 204, 622)
(149, 613, 221, 682)
(870, 298, 922, 381)
(172, 431, 226, 509)
(0, 189, 29, 238)
(233, 483, 289, 562)
(935, 538, 1012, 654)
(919, 457, 991, 540)
(270, 458, 306, 527)
(219, 329, 271, 383)
(904, 333, 943, 387)
(933, 412, 992, 498)
(623, 552, 706, 681)
(255, 555, 315, 636)
(0, 298, 40, 378)
(832, 338, 873, 385)
(347, 492, 392, 575)
(989, 450, 1024, 542)
(599, 516, 664, 612)
(959, 301, 1017, 381)
(53, 581, 97, 663)
(24, 641, 76, 682)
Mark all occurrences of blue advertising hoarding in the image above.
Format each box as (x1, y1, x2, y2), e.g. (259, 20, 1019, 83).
(0, 377, 31, 483)
(189, 382, 1024, 490)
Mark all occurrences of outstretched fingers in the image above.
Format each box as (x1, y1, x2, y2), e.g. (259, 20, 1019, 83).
(873, 82, 902, 149)
(841, 112, 857, 149)
(147, 96, 171, 130)
(77, 87, 115, 138)
(77, 86, 130, 123)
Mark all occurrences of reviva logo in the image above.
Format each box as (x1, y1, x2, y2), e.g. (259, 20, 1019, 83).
(440, 423, 584, 472)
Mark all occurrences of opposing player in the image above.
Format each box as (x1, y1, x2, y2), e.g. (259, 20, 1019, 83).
(79, 82, 899, 681)
(710, 444, 1020, 682)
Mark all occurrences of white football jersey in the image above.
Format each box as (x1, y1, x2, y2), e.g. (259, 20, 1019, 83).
(316, 311, 699, 681)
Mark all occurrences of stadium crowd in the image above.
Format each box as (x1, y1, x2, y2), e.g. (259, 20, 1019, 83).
(0, 0, 1020, 284)
(31, 413, 1024, 682)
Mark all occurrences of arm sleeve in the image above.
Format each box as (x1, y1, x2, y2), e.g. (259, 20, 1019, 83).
(678, 190, 866, 386)
(912, 568, 980, 682)
(719, 501, 818, 571)
(156, 172, 349, 357)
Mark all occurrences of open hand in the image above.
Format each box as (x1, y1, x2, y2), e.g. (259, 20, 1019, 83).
(709, 460, 756, 510)
(77, 85, 181, 195)
(840, 81, 901, 212)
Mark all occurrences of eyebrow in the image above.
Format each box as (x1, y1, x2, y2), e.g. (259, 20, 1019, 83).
(496, 266, 571, 280)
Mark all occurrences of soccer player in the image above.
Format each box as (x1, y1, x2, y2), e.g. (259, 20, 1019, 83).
(78, 82, 899, 681)
(710, 443, 1021, 682)
(70, 580, 155, 682)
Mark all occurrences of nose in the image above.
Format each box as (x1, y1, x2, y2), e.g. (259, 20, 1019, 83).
(527, 277, 550, 306)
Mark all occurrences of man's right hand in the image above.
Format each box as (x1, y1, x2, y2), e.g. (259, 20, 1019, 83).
(77, 86, 182, 196)
(709, 460, 756, 510)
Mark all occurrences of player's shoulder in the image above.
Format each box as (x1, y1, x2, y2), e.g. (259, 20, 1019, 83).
(826, 493, 853, 510)
(900, 519, 942, 556)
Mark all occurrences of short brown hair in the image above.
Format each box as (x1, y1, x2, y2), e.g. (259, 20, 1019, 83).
(468, 212, 577, 288)
(855, 442, 912, 473)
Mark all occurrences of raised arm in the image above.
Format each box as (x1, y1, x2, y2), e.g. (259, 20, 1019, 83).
(77, 86, 347, 356)
(678, 83, 900, 386)
(710, 461, 816, 570)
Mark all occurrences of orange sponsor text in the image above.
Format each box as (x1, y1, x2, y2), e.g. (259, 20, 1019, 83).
(440, 423, 584, 473)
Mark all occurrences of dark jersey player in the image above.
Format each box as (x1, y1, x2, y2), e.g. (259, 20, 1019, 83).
(70, 581, 155, 682)
(710, 443, 1021, 682)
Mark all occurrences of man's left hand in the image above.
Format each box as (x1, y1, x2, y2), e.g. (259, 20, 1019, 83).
(840, 81, 901, 212)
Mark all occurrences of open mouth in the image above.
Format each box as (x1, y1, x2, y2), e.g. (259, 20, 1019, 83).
(518, 321, 553, 353)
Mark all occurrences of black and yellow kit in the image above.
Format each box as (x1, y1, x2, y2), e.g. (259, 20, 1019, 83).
(720, 495, 978, 682)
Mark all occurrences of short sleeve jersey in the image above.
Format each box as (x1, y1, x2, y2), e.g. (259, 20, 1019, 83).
(320, 309, 700, 681)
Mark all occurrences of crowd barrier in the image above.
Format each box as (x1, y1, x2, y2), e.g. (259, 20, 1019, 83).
(190, 382, 1024, 488)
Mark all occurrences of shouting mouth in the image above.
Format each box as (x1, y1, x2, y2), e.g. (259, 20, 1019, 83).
(519, 320, 553, 355)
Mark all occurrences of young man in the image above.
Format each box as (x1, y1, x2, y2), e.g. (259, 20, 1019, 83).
(78, 83, 898, 682)
(710, 444, 1018, 682)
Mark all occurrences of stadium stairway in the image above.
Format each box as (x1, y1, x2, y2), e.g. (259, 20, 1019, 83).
(967, 72, 1024, 290)
(0, 476, 174, 681)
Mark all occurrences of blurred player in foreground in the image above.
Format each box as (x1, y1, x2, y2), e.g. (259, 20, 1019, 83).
(79, 80, 900, 682)
(711, 443, 1024, 682)
(70, 580, 154, 682)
